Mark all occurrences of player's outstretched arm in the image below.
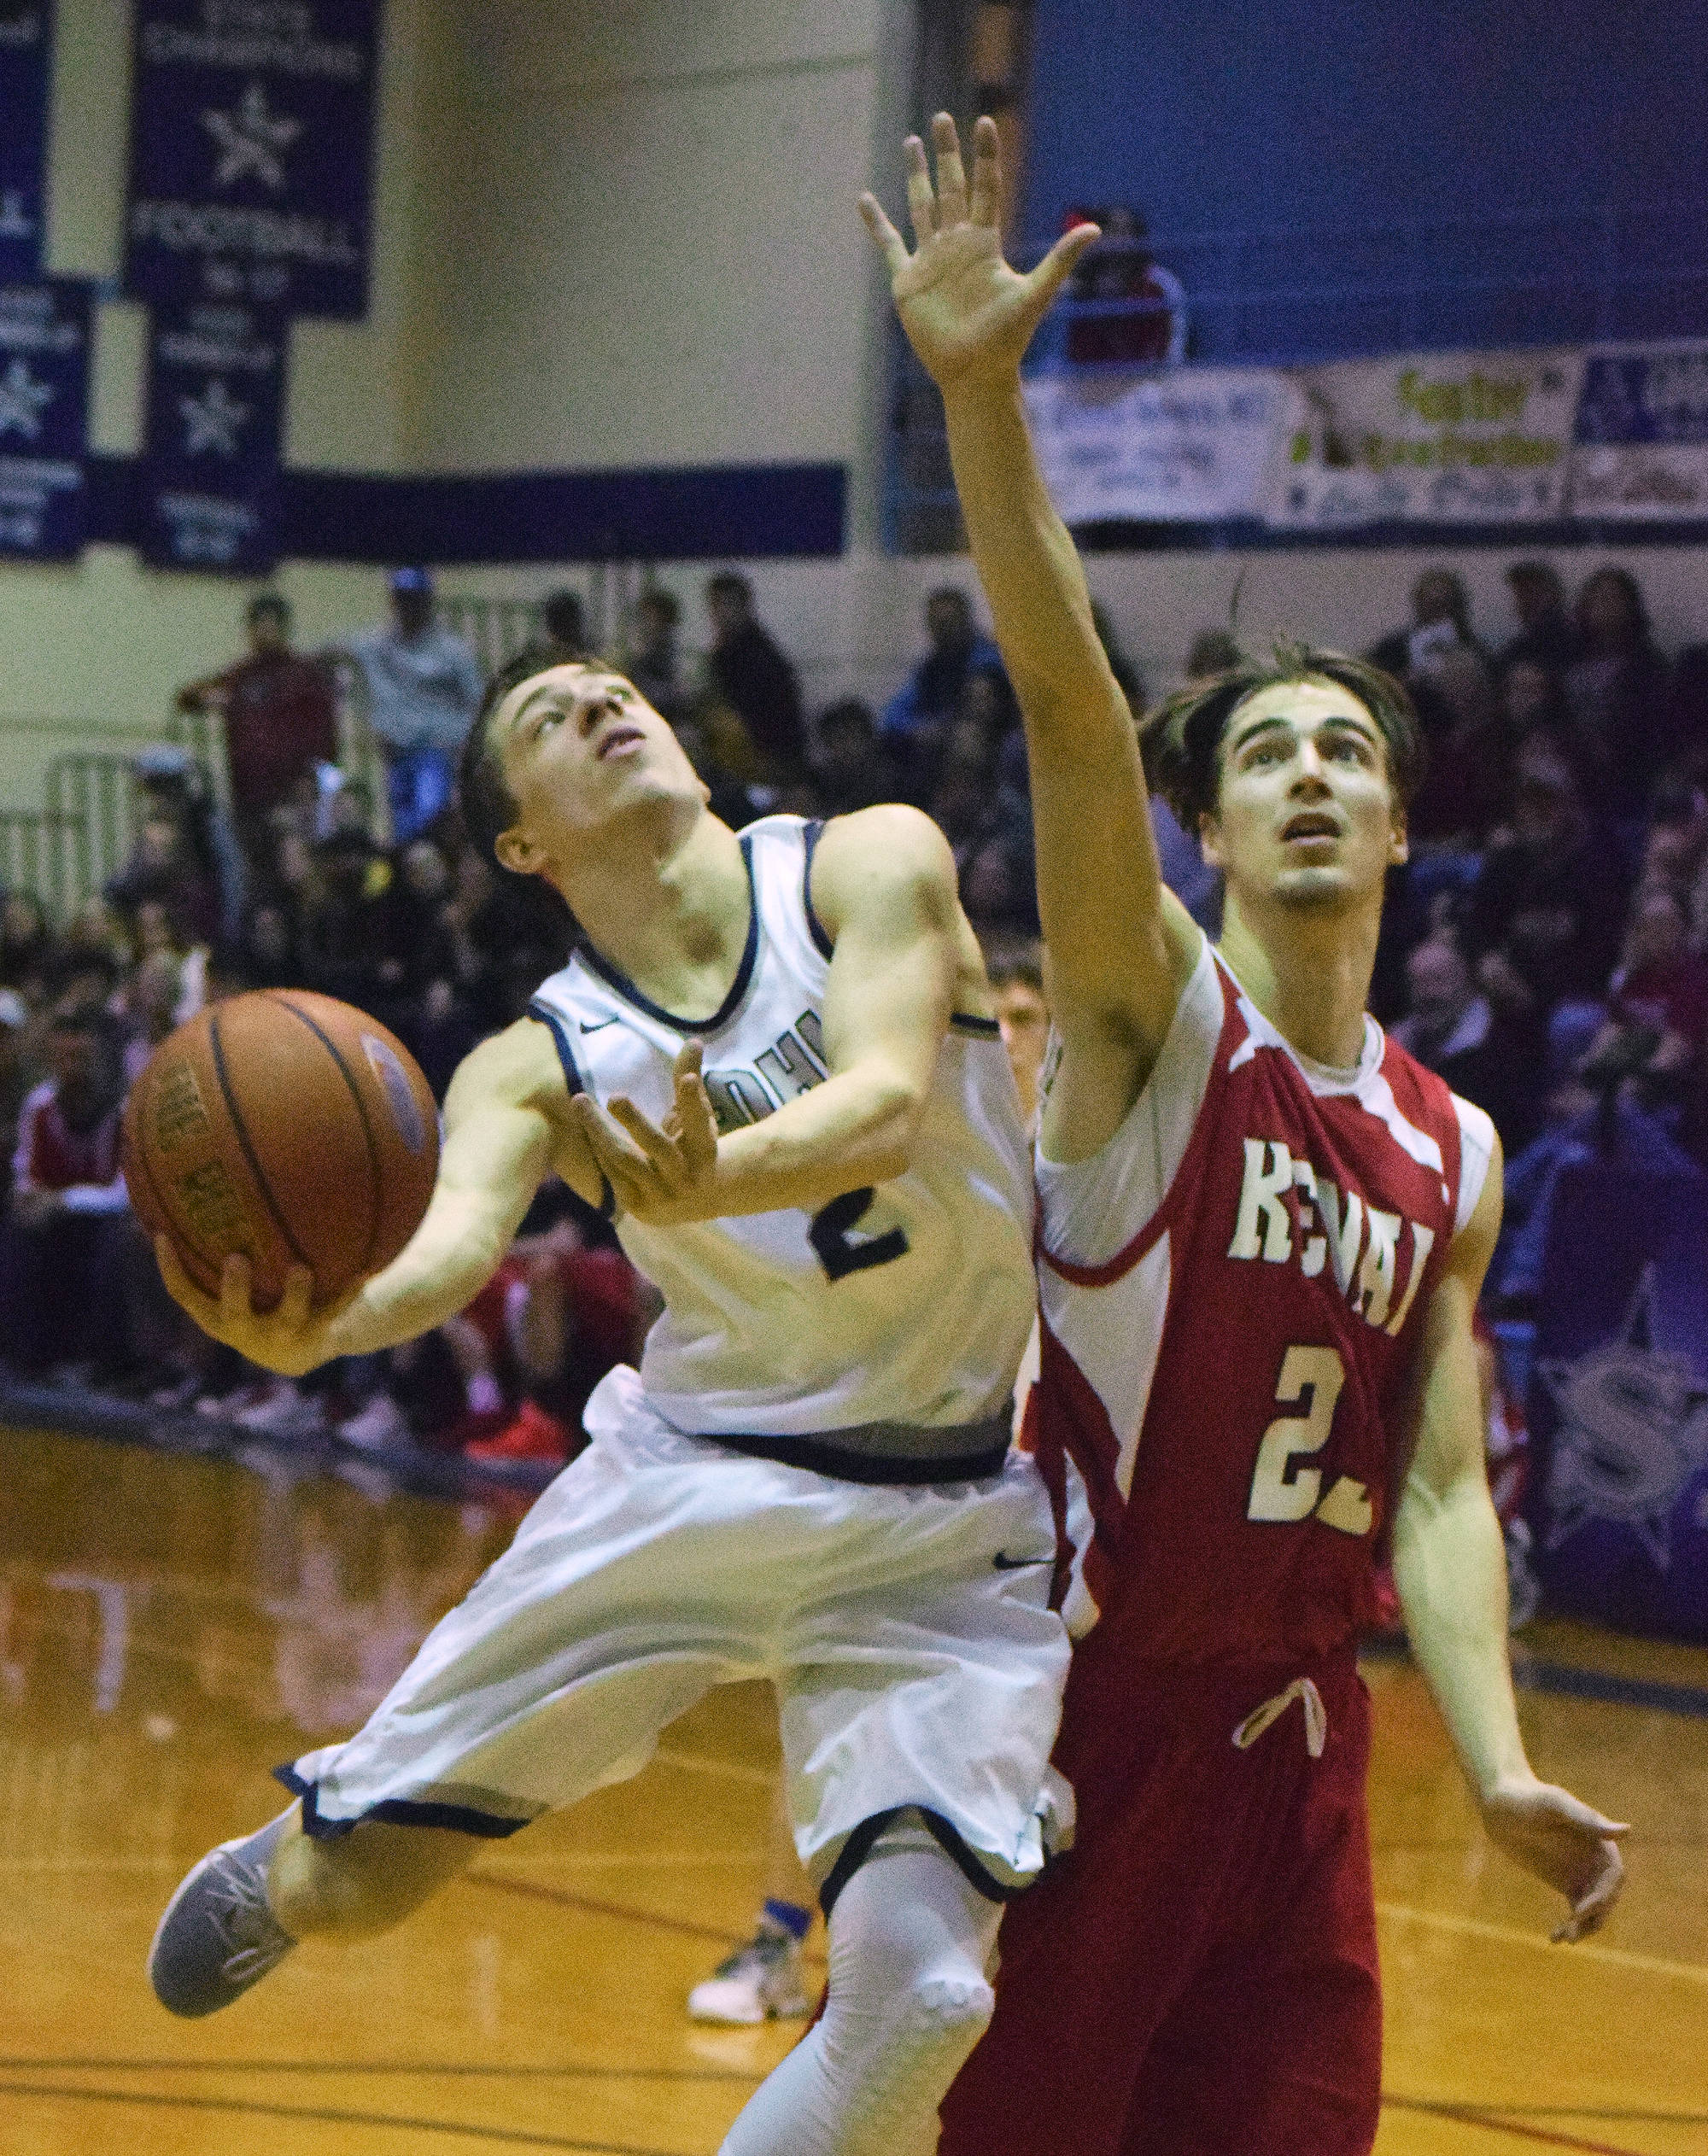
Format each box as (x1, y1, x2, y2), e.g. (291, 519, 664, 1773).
(156, 1020, 596, 1376)
(574, 805, 962, 1222)
(863, 115, 1196, 1149)
(1391, 1151, 1629, 1941)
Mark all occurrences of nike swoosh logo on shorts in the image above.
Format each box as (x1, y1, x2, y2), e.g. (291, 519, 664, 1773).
(991, 1551, 1052, 1570)
(579, 1017, 619, 1033)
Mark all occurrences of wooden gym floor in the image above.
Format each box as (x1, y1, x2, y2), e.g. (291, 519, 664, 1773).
(0, 1422, 1703, 2155)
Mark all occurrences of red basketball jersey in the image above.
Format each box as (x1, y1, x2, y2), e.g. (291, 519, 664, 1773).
(1031, 939, 1494, 1670)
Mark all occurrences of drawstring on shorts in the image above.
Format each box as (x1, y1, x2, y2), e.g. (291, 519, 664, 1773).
(1231, 1676, 1327, 1760)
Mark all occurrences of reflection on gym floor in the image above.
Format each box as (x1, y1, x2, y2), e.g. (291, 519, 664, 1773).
(1, 1423, 1704, 2155)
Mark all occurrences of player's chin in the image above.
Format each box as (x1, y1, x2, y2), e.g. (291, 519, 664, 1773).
(1269, 862, 1362, 907)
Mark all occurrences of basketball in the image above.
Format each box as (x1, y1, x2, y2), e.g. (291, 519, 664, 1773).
(122, 990, 440, 1312)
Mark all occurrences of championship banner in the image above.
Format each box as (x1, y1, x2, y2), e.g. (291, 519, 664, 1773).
(142, 299, 286, 572)
(1524, 1160, 1708, 1643)
(0, 278, 89, 560)
(1022, 366, 1289, 524)
(1266, 349, 1584, 528)
(0, 2, 52, 283)
(126, 1, 379, 318)
(1569, 343, 1708, 519)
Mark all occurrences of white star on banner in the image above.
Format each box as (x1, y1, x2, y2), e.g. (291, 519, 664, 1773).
(0, 357, 55, 439)
(202, 82, 301, 191)
(178, 377, 250, 457)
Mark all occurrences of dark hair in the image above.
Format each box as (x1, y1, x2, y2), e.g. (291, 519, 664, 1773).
(706, 570, 752, 606)
(639, 587, 680, 628)
(818, 696, 877, 740)
(541, 587, 586, 646)
(247, 590, 290, 625)
(1576, 564, 1650, 640)
(1141, 638, 1423, 829)
(459, 654, 538, 867)
(984, 940, 1044, 995)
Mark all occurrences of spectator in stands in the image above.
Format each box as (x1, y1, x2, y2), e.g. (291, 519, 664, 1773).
(1500, 562, 1579, 675)
(1499, 654, 1573, 753)
(0, 990, 28, 1209)
(342, 568, 485, 843)
(1586, 886, 1708, 1135)
(1564, 566, 1675, 821)
(704, 570, 806, 783)
(985, 943, 1050, 1132)
(175, 593, 337, 866)
(0, 890, 52, 1001)
(882, 587, 1010, 799)
(117, 949, 185, 1087)
(1466, 739, 1629, 1014)
(1062, 206, 1186, 366)
(512, 588, 588, 678)
(0, 1000, 131, 1381)
(623, 588, 688, 724)
(104, 807, 219, 949)
(296, 830, 398, 1019)
(1368, 567, 1485, 683)
(1404, 646, 1509, 848)
(1391, 937, 1544, 1155)
(814, 698, 902, 815)
(235, 900, 301, 990)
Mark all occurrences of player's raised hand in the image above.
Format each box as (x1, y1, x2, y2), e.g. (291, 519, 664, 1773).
(1478, 1773, 1629, 1942)
(859, 113, 1098, 394)
(571, 1040, 724, 1225)
(154, 1240, 354, 1378)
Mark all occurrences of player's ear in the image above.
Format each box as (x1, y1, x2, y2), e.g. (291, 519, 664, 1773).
(494, 825, 542, 876)
(1196, 808, 1225, 870)
(1388, 808, 1409, 868)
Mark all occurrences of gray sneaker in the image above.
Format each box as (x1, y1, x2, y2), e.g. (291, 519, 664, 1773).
(687, 1923, 812, 2025)
(148, 1809, 297, 2017)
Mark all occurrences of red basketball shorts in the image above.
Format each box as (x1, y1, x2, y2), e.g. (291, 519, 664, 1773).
(939, 1645, 1381, 2156)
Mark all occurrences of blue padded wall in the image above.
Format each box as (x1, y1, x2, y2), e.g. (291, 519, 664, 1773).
(1023, 1, 1708, 360)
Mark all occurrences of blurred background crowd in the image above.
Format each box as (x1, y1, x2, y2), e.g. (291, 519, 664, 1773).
(1, 555, 1703, 1470)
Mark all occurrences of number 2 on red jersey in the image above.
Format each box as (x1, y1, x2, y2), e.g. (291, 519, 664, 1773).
(1247, 1345, 1373, 1536)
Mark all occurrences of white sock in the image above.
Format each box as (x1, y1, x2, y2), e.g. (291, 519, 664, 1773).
(718, 1839, 1000, 2156)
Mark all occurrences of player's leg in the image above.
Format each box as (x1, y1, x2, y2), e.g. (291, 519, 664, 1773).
(266, 1808, 481, 1939)
(687, 1773, 816, 2024)
(149, 1404, 746, 2015)
(1118, 1667, 1382, 2156)
(718, 1836, 1001, 2156)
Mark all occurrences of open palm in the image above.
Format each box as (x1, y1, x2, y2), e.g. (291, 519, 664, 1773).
(860, 114, 1098, 393)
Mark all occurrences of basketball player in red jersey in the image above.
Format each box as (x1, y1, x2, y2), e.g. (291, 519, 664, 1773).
(863, 119, 1627, 2156)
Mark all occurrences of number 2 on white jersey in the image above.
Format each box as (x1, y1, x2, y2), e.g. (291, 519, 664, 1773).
(1246, 1345, 1373, 1536)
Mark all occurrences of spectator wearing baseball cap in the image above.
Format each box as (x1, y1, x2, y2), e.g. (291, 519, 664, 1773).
(339, 569, 486, 842)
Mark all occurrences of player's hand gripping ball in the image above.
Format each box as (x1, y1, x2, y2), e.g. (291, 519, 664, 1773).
(122, 990, 439, 1312)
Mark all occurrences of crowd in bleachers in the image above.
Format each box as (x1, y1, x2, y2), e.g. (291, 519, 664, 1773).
(1, 557, 1704, 1457)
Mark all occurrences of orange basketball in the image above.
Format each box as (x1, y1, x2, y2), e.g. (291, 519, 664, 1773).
(122, 990, 441, 1312)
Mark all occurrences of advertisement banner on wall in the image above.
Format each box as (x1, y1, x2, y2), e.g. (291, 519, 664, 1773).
(142, 299, 286, 572)
(1569, 343, 1708, 519)
(1265, 348, 1585, 528)
(0, 2, 52, 284)
(125, 1, 379, 318)
(1022, 366, 1290, 524)
(0, 278, 88, 560)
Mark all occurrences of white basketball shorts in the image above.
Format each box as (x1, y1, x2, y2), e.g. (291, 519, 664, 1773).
(281, 1365, 1073, 1905)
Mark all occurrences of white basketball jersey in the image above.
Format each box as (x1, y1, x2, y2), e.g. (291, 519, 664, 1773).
(528, 817, 1035, 1440)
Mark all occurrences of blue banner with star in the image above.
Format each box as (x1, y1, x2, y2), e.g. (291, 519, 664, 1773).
(1523, 1159, 1708, 1642)
(142, 298, 286, 572)
(0, 278, 89, 560)
(0, 3, 53, 283)
(125, 1, 378, 319)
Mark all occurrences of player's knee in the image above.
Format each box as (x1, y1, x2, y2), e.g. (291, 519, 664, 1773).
(887, 1960, 994, 2060)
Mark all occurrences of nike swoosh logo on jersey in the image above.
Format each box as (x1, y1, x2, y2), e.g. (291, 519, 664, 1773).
(991, 1551, 1052, 1570)
(579, 1017, 619, 1033)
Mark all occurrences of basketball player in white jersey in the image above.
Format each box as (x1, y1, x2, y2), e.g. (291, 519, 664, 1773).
(146, 656, 1071, 2156)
